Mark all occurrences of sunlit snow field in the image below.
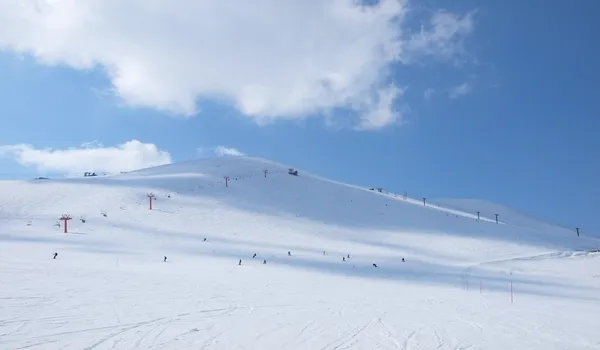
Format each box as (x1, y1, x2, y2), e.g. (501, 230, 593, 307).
(1, 156, 599, 349)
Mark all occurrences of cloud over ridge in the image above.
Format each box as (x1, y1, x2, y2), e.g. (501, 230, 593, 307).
(0, 140, 172, 175)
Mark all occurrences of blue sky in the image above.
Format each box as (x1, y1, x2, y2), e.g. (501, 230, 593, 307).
(0, 0, 598, 234)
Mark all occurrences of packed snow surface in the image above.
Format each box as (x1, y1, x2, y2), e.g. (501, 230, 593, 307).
(1, 156, 599, 349)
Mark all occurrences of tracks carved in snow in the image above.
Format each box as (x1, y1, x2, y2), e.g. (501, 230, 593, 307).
(319, 319, 373, 350)
(400, 326, 452, 350)
(84, 318, 165, 350)
(402, 329, 418, 350)
(376, 318, 401, 349)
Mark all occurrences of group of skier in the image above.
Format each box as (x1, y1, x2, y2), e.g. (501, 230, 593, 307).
(53, 245, 407, 269)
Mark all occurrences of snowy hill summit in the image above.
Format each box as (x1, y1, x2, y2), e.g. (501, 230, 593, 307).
(1, 156, 600, 349)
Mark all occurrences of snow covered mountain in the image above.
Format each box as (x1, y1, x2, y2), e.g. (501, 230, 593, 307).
(430, 198, 578, 234)
(1, 156, 599, 349)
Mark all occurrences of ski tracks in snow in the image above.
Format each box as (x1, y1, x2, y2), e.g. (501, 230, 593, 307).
(397, 325, 473, 350)
(128, 305, 241, 349)
(83, 318, 165, 350)
(315, 317, 461, 350)
(318, 318, 373, 350)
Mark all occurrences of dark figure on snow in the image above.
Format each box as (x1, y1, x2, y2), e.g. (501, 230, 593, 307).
(288, 251, 291, 256)
(53, 252, 58, 259)
(263, 260, 267, 264)
(238, 259, 242, 266)
(347, 254, 350, 259)
(323, 250, 327, 255)
(252, 253, 257, 258)
(342, 257, 346, 262)
(402, 258, 405, 262)
(373, 263, 378, 268)
(203, 238, 207, 242)
(164, 256, 167, 262)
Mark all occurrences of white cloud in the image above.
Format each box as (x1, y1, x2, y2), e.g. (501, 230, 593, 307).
(423, 88, 435, 99)
(0, 140, 171, 175)
(0, 1, 475, 130)
(356, 85, 406, 130)
(449, 82, 472, 99)
(214, 146, 245, 157)
(406, 10, 475, 64)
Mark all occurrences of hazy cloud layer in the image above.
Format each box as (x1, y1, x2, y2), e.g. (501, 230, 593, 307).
(0, 140, 171, 175)
(214, 146, 245, 157)
(449, 82, 473, 99)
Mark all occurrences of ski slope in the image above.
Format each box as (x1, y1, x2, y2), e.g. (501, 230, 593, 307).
(1, 156, 599, 349)
(430, 198, 578, 233)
